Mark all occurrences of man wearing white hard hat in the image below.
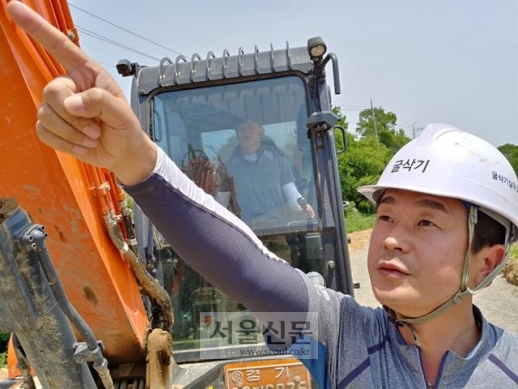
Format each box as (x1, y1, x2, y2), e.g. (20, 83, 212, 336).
(355, 124, 518, 388)
(8, 2, 518, 388)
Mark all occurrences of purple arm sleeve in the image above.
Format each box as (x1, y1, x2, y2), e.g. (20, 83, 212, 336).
(125, 149, 309, 314)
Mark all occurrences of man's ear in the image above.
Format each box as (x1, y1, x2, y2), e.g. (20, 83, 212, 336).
(473, 244, 506, 287)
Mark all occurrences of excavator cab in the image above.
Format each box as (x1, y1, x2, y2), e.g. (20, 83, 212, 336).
(120, 37, 355, 378)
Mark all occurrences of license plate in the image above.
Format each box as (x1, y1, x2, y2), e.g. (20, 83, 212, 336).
(224, 358, 312, 389)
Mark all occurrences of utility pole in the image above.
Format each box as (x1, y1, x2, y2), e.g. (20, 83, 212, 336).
(412, 122, 424, 139)
(370, 98, 378, 142)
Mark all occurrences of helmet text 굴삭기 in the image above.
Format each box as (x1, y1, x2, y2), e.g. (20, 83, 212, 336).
(359, 123, 518, 241)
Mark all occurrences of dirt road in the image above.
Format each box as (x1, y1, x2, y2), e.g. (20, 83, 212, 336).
(348, 229, 518, 333)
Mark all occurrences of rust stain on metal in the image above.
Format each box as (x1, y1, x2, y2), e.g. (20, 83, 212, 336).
(54, 225, 68, 243)
(83, 286, 99, 307)
(22, 184, 41, 193)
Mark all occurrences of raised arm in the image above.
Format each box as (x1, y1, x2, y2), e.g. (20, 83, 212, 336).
(7, 1, 309, 315)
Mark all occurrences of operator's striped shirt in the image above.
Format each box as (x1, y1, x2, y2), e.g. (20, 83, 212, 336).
(126, 147, 518, 388)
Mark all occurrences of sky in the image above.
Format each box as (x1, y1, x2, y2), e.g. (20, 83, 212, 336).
(68, 0, 518, 147)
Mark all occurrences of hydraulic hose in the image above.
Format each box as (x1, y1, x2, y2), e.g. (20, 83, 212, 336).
(104, 212, 173, 331)
(30, 225, 115, 389)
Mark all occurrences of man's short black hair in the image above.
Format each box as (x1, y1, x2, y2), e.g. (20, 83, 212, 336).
(471, 211, 506, 254)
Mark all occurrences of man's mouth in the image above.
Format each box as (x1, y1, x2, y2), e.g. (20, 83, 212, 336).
(377, 261, 410, 277)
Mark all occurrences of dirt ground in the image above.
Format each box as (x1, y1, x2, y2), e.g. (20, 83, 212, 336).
(348, 229, 373, 254)
(503, 259, 518, 286)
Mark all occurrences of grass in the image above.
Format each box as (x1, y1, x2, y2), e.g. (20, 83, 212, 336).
(510, 244, 518, 260)
(0, 351, 6, 368)
(345, 212, 376, 233)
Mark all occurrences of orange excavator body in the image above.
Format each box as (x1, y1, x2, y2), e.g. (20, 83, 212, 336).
(0, 0, 148, 369)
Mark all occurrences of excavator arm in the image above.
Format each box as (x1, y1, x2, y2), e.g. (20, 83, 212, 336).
(0, 0, 152, 377)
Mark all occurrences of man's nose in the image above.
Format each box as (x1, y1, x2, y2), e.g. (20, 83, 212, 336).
(383, 235, 410, 253)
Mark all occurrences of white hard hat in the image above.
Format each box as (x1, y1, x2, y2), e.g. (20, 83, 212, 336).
(358, 123, 518, 240)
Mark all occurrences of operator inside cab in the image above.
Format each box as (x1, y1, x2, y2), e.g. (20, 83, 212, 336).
(216, 120, 314, 230)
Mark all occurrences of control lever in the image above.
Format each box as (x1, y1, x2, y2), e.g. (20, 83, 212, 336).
(297, 197, 315, 219)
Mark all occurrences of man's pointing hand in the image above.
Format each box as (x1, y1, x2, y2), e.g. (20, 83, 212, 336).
(7, 1, 157, 185)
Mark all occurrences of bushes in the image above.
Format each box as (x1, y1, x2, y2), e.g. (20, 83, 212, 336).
(0, 332, 10, 354)
(345, 204, 376, 233)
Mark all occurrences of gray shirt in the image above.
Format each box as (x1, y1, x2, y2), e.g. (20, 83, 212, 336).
(225, 145, 295, 224)
(300, 274, 518, 388)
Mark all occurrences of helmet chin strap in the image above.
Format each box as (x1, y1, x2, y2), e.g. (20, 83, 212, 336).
(388, 205, 513, 347)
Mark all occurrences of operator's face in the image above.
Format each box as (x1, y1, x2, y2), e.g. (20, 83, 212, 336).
(236, 122, 264, 154)
(367, 189, 471, 318)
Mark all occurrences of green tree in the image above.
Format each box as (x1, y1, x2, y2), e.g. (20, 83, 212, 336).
(356, 107, 410, 152)
(356, 107, 396, 136)
(338, 135, 392, 211)
(334, 106, 411, 212)
(498, 143, 518, 176)
(378, 127, 410, 153)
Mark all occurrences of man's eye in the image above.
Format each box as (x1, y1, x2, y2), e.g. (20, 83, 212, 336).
(418, 220, 436, 227)
(379, 215, 392, 222)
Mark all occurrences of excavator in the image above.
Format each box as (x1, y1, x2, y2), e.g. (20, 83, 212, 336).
(0, 1, 353, 388)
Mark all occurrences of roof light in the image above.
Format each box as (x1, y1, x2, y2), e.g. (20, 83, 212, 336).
(307, 37, 327, 61)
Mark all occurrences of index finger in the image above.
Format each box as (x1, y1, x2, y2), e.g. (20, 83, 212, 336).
(7, 1, 91, 72)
